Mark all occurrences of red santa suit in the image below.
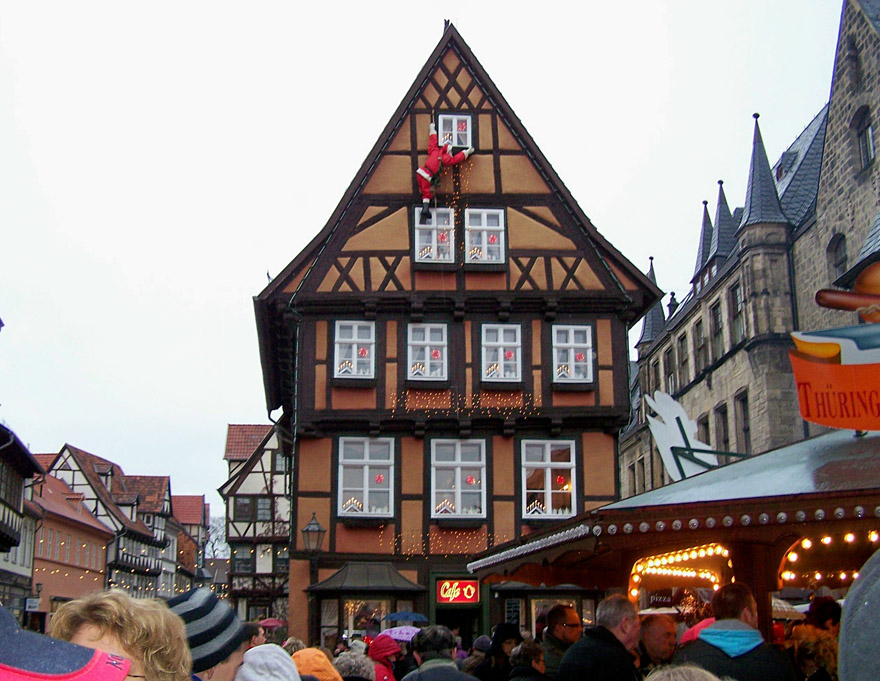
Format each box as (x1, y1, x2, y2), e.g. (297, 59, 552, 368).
(416, 123, 473, 204)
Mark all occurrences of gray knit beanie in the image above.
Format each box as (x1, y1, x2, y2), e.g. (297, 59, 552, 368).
(840, 548, 880, 681)
(168, 587, 248, 673)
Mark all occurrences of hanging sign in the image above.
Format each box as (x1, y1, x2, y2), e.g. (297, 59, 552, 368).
(436, 579, 480, 604)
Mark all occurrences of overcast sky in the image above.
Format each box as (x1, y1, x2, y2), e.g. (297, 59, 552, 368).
(0, 2, 841, 509)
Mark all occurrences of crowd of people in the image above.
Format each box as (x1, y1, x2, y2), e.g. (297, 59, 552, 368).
(0, 583, 846, 681)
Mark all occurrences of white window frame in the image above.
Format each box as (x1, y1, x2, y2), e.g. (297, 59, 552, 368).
(431, 440, 486, 519)
(437, 113, 472, 148)
(521, 441, 576, 519)
(338, 438, 394, 518)
(552, 325, 593, 383)
(334, 321, 375, 379)
(465, 209, 506, 263)
(482, 324, 521, 382)
(414, 207, 455, 263)
(408, 323, 448, 381)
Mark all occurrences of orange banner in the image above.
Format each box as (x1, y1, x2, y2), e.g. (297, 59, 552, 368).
(789, 349, 880, 430)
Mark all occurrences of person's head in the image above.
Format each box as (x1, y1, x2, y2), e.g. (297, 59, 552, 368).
(794, 631, 835, 679)
(292, 648, 344, 681)
(509, 640, 544, 674)
(640, 615, 677, 664)
(49, 590, 191, 681)
(367, 633, 400, 665)
(806, 596, 842, 636)
(412, 625, 456, 663)
(333, 651, 376, 681)
(236, 643, 301, 681)
(167, 587, 249, 681)
(644, 664, 724, 681)
(489, 622, 523, 660)
(283, 637, 307, 655)
(710, 583, 757, 627)
(244, 623, 267, 648)
(472, 635, 492, 655)
(596, 595, 641, 650)
(546, 604, 581, 645)
(348, 639, 367, 656)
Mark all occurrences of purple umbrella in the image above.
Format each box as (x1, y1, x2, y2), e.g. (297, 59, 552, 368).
(383, 625, 421, 642)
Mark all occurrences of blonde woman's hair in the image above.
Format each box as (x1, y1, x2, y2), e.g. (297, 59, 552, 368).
(644, 664, 725, 681)
(49, 590, 192, 681)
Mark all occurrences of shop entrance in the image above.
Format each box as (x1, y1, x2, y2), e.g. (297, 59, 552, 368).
(435, 606, 481, 649)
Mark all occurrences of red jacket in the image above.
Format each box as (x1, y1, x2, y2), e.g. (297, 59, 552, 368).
(369, 634, 400, 681)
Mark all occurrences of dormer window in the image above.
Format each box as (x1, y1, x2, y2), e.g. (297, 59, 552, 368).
(438, 114, 472, 148)
(414, 208, 454, 263)
(143, 514, 153, 526)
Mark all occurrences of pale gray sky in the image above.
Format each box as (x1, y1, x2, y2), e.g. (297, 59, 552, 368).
(0, 2, 841, 506)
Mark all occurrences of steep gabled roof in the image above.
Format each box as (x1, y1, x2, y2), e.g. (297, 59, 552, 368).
(636, 259, 666, 347)
(692, 201, 714, 279)
(32, 474, 114, 536)
(34, 453, 58, 471)
(772, 104, 828, 229)
(739, 114, 788, 229)
(125, 475, 170, 515)
(707, 181, 737, 262)
(63, 445, 153, 539)
(172, 495, 208, 526)
(224, 424, 273, 461)
(219, 425, 277, 498)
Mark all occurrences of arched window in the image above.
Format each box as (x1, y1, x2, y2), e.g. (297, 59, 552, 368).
(853, 107, 875, 170)
(827, 234, 847, 281)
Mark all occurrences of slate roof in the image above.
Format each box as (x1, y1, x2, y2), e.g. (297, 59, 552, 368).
(772, 105, 828, 229)
(63, 445, 153, 539)
(306, 562, 425, 592)
(707, 181, 738, 261)
(32, 474, 114, 536)
(224, 425, 273, 461)
(692, 202, 714, 278)
(125, 475, 170, 514)
(636, 259, 666, 346)
(172, 495, 207, 525)
(857, 0, 880, 34)
(836, 208, 880, 287)
(739, 115, 788, 229)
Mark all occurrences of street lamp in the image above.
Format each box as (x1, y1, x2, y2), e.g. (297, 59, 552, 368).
(301, 513, 326, 553)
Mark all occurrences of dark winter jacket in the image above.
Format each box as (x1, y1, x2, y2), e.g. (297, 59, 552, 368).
(540, 632, 572, 680)
(508, 664, 548, 681)
(473, 624, 522, 681)
(671, 620, 796, 681)
(556, 626, 640, 681)
(402, 658, 479, 681)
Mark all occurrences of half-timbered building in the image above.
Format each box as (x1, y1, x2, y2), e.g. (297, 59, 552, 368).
(219, 424, 289, 621)
(253, 25, 660, 645)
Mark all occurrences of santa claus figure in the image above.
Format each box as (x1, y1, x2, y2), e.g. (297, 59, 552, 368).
(416, 121, 474, 223)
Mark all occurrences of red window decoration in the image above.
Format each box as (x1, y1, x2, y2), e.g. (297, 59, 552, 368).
(374, 474, 385, 484)
(556, 475, 566, 485)
(438, 232, 448, 242)
(358, 347, 369, 358)
(466, 475, 476, 486)
(431, 349, 441, 360)
(504, 350, 514, 360)
(457, 120, 468, 132)
(488, 234, 498, 244)
(575, 352, 585, 362)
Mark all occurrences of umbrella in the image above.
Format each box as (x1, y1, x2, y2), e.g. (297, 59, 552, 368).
(771, 597, 805, 620)
(383, 611, 429, 623)
(384, 625, 422, 642)
(259, 617, 286, 629)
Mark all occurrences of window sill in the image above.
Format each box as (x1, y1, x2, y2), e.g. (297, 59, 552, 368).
(338, 516, 392, 528)
(433, 517, 486, 529)
(523, 515, 576, 527)
(463, 262, 507, 273)
(406, 378, 451, 390)
(332, 378, 378, 389)
(480, 381, 524, 391)
(412, 260, 458, 272)
(551, 381, 596, 392)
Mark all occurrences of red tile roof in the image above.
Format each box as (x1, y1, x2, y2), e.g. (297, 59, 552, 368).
(172, 495, 207, 525)
(32, 474, 114, 536)
(224, 425, 272, 461)
(125, 475, 170, 514)
(34, 453, 58, 471)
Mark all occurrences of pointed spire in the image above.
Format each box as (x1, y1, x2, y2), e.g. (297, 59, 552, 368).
(739, 113, 787, 229)
(692, 201, 714, 280)
(637, 257, 667, 347)
(707, 180, 737, 260)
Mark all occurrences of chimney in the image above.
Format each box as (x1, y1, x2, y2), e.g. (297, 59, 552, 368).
(667, 292, 680, 317)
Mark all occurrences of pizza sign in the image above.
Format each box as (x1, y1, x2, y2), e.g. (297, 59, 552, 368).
(437, 580, 480, 604)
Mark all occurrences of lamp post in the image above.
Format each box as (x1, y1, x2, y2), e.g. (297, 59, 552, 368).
(301, 513, 325, 645)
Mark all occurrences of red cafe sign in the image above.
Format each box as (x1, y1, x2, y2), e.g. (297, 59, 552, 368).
(436, 579, 480, 604)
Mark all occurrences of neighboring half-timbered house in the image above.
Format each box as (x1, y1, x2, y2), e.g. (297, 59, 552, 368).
(125, 475, 176, 598)
(253, 25, 660, 645)
(48, 446, 163, 596)
(219, 424, 289, 621)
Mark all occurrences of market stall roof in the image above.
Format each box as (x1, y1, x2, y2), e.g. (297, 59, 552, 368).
(467, 430, 880, 575)
(607, 429, 880, 510)
(306, 562, 425, 593)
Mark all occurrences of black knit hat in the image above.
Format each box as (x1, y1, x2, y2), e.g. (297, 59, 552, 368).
(168, 587, 248, 672)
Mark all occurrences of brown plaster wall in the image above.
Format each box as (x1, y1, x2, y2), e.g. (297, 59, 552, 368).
(344, 209, 407, 250)
(335, 524, 395, 555)
(331, 387, 376, 410)
(596, 320, 612, 365)
(478, 114, 494, 148)
(465, 156, 496, 194)
(315, 366, 327, 410)
(363, 156, 413, 194)
(465, 272, 507, 291)
(401, 500, 424, 555)
(387, 116, 412, 152)
(400, 438, 424, 496)
(406, 390, 452, 410)
(508, 211, 575, 250)
(298, 440, 332, 493)
(295, 498, 330, 551)
(492, 435, 514, 496)
(493, 500, 516, 545)
(479, 391, 523, 408)
(532, 319, 542, 365)
(414, 271, 457, 291)
(429, 525, 487, 554)
(582, 432, 616, 498)
(288, 559, 311, 641)
(598, 370, 615, 405)
(552, 391, 596, 407)
(500, 156, 551, 193)
(385, 363, 396, 410)
(496, 120, 520, 151)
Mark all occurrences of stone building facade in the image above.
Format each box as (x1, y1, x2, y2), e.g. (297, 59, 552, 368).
(621, 0, 880, 496)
